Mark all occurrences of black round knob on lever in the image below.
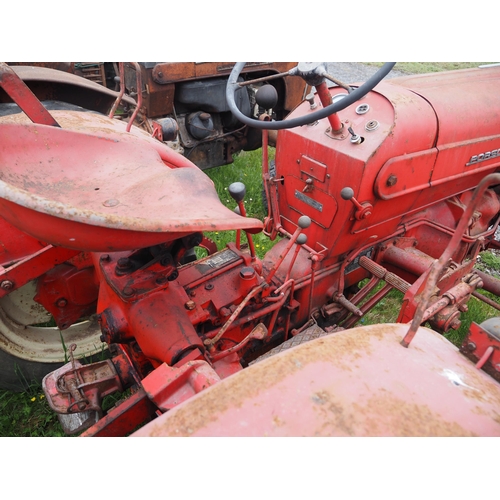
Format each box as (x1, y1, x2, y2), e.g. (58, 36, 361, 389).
(340, 187, 372, 220)
(229, 182, 246, 203)
(265, 214, 311, 284)
(256, 85, 279, 110)
(340, 187, 355, 201)
(298, 215, 312, 229)
(296, 233, 308, 245)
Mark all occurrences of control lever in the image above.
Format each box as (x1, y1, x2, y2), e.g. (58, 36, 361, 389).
(266, 215, 311, 284)
(340, 187, 373, 220)
(229, 182, 256, 258)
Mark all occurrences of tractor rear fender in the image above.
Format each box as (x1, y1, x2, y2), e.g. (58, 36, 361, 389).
(132, 323, 500, 437)
(0, 65, 136, 114)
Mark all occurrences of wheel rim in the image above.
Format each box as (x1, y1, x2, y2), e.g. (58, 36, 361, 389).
(0, 281, 104, 363)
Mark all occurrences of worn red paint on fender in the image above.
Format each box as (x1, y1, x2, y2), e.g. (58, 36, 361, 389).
(133, 323, 500, 437)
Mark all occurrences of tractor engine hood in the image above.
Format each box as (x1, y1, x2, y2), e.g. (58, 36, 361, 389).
(389, 65, 500, 147)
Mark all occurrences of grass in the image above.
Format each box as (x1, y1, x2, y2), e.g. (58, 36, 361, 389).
(201, 148, 277, 259)
(0, 382, 65, 436)
(355, 281, 500, 348)
(367, 62, 497, 74)
(475, 250, 500, 276)
(0, 366, 130, 437)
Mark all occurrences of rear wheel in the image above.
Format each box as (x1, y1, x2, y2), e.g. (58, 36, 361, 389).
(0, 281, 103, 391)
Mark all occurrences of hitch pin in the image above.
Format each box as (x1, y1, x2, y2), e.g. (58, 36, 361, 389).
(64, 344, 88, 412)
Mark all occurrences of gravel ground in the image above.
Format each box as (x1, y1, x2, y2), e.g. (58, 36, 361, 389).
(325, 62, 407, 84)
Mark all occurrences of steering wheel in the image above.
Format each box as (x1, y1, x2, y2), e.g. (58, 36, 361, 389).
(226, 62, 396, 130)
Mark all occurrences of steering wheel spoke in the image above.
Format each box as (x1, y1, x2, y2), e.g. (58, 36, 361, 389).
(236, 70, 293, 88)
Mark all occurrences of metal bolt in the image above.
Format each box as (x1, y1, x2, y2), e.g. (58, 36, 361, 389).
(167, 270, 179, 282)
(386, 175, 398, 187)
(240, 267, 256, 280)
(158, 71, 164, 78)
(56, 298, 68, 308)
(466, 342, 477, 352)
(0, 280, 14, 290)
(205, 283, 214, 291)
(117, 257, 132, 270)
(185, 300, 196, 311)
(220, 307, 231, 318)
(100, 254, 110, 262)
(122, 286, 135, 297)
(365, 120, 379, 131)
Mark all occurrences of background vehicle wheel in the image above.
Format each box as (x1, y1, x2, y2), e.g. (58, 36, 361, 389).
(0, 281, 104, 392)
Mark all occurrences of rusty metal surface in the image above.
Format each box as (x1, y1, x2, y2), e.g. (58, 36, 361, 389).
(461, 320, 500, 383)
(0, 63, 60, 126)
(0, 245, 79, 299)
(125, 62, 305, 120)
(151, 62, 299, 84)
(133, 323, 500, 436)
(8, 62, 75, 73)
(142, 360, 221, 411)
(249, 323, 335, 365)
(0, 111, 262, 251)
(3, 65, 136, 107)
(81, 387, 155, 437)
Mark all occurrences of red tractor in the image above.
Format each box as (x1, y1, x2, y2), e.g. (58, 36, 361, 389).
(1, 62, 500, 436)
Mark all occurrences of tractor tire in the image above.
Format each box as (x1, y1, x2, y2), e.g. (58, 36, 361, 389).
(0, 281, 103, 392)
